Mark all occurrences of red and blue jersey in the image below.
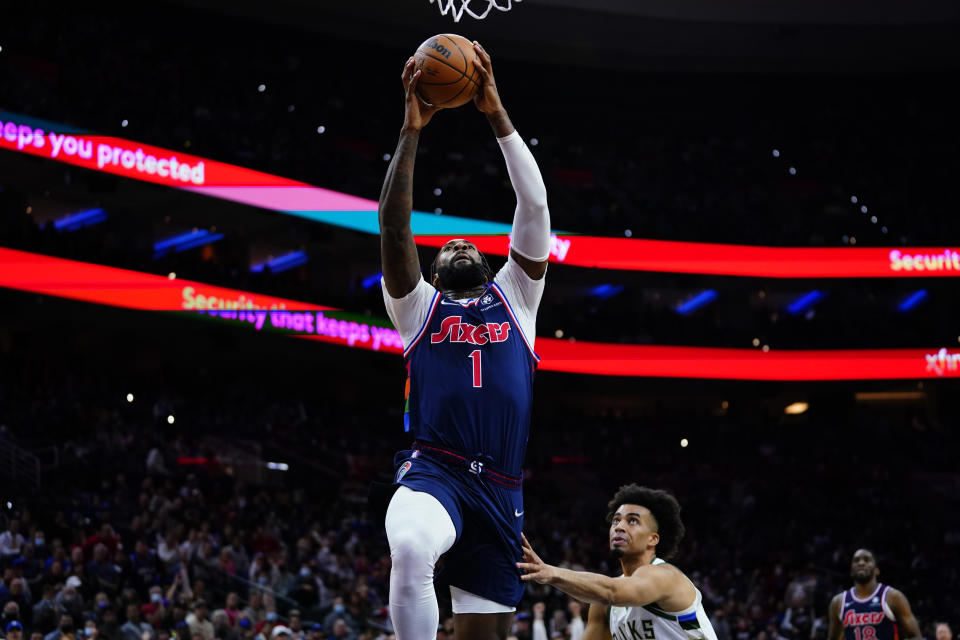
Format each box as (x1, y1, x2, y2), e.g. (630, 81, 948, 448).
(402, 283, 539, 478)
(840, 584, 899, 640)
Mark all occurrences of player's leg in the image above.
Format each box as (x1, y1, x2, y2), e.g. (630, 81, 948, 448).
(385, 485, 457, 640)
(453, 612, 514, 640)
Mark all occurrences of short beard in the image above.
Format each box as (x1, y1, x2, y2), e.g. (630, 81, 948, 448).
(852, 573, 873, 585)
(437, 260, 486, 292)
(609, 547, 625, 560)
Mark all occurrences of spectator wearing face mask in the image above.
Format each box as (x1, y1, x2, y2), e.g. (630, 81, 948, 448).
(321, 600, 354, 639)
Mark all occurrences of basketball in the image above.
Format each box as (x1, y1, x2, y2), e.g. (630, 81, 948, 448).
(413, 33, 481, 108)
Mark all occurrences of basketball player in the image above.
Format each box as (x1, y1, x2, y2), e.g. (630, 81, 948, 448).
(378, 42, 549, 640)
(517, 484, 719, 640)
(828, 549, 921, 640)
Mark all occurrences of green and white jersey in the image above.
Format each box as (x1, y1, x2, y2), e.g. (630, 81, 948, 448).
(607, 559, 718, 640)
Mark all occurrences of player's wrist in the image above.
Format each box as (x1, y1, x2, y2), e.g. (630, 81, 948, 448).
(486, 108, 513, 136)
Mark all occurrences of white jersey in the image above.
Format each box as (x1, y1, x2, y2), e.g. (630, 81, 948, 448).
(608, 559, 718, 640)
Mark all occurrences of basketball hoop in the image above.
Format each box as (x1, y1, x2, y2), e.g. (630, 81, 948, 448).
(427, 0, 520, 22)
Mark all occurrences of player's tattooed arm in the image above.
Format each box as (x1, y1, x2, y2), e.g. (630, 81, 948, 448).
(582, 602, 614, 640)
(379, 58, 439, 298)
(887, 589, 922, 640)
(827, 595, 844, 640)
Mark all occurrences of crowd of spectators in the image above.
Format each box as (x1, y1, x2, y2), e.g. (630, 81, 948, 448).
(0, 318, 957, 640)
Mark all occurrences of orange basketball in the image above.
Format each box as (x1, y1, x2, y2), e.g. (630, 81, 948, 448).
(413, 34, 481, 108)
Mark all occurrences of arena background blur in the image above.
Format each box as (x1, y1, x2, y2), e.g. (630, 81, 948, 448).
(1, 2, 959, 640)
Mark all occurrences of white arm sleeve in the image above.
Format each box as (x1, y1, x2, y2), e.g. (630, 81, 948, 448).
(494, 256, 544, 350)
(382, 276, 438, 349)
(498, 130, 551, 262)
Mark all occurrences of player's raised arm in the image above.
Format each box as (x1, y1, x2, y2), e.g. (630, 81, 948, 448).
(473, 42, 550, 281)
(887, 589, 921, 640)
(379, 58, 440, 299)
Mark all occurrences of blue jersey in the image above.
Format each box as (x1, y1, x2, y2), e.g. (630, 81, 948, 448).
(402, 282, 539, 478)
(840, 584, 899, 640)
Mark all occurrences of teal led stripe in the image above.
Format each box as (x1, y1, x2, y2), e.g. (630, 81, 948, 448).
(283, 210, 516, 236)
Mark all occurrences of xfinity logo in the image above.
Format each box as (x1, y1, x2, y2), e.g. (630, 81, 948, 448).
(925, 348, 960, 376)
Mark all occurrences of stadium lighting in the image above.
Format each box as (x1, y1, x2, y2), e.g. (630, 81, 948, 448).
(250, 250, 308, 274)
(167, 415, 175, 424)
(153, 229, 224, 259)
(680, 438, 689, 448)
(786, 290, 825, 316)
(589, 284, 624, 301)
(126, 393, 134, 403)
(361, 273, 383, 290)
(676, 289, 718, 315)
(53, 208, 107, 232)
(266, 462, 290, 471)
(898, 289, 928, 312)
(784, 402, 809, 415)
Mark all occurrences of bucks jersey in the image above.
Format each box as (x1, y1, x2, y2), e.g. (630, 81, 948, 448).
(839, 584, 898, 640)
(608, 559, 718, 640)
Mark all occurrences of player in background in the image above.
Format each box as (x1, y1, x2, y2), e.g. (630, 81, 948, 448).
(378, 42, 550, 640)
(828, 549, 921, 640)
(517, 484, 719, 640)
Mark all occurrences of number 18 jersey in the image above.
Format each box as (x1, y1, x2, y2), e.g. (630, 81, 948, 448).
(840, 584, 899, 640)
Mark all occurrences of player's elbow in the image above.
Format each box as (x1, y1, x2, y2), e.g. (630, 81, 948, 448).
(518, 190, 549, 214)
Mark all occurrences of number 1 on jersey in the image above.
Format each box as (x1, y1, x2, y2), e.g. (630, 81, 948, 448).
(468, 350, 482, 388)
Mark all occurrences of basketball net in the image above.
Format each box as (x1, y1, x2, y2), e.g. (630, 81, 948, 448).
(428, 0, 520, 22)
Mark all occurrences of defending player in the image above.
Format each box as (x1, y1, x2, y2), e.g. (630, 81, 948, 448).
(827, 549, 921, 640)
(517, 484, 719, 640)
(378, 42, 550, 640)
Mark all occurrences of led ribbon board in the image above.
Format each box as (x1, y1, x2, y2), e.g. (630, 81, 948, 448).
(2, 109, 959, 278)
(0, 247, 404, 353)
(2, 247, 957, 380)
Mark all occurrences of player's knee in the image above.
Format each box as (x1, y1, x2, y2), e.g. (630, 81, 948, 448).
(389, 528, 435, 569)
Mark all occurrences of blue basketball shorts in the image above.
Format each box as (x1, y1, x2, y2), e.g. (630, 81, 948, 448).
(392, 444, 525, 608)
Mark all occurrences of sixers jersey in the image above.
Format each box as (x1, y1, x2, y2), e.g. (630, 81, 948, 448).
(840, 584, 899, 640)
(402, 282, 539, 477)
